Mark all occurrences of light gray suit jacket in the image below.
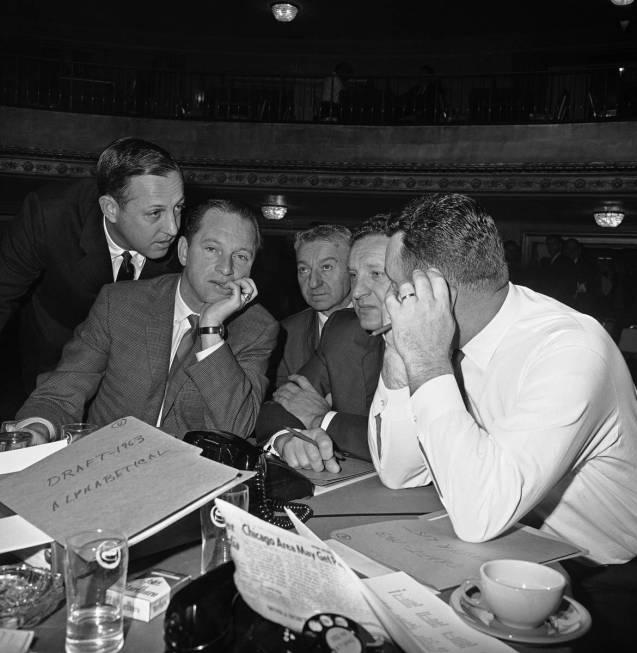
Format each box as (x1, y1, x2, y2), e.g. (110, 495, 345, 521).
(17, 274, 279, 438)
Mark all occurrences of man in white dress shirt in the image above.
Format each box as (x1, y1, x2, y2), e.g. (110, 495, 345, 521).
(369, 192, 637, 652)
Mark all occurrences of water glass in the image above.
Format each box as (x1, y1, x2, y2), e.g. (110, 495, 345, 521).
(0, 430, 33, 452)
(200, 483, 249, 575)
(64, 529, 128, 653)
(62, 423, 98, 445)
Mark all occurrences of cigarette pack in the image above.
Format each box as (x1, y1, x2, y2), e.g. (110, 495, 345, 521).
(107, 568, 191, 622)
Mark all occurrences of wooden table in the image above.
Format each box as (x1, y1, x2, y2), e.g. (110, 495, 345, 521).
(30, 477, 572, 652)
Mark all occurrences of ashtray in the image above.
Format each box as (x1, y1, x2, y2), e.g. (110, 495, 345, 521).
(0, 563, 64, 628)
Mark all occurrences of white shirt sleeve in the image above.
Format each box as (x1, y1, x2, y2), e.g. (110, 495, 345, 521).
(196, 340, 225, 361)
(320, 410, 337, 431)
(412, 347, 610, 543)
(368, 375, 432, 489)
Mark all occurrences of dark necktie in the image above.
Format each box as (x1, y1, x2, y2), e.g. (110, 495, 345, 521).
(452, 349, 469, 408)
(116, 251, 135, 282)
(166, 314, 199, 384)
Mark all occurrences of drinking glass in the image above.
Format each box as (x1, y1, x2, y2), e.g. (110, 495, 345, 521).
(200, 483, 249, 575)
(0, 430, 33, 452)
(62, 423, 98, 445)
(64, 529, 128, 653)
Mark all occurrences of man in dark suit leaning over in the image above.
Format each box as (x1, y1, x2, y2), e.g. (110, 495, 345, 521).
(255, 214, 393, 468)
(275, 224, 352, 387)
(0, 137, 184, 393)
(14, 199, 278, 443)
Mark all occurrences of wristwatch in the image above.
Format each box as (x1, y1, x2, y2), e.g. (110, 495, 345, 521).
(198, 324, 226, 339)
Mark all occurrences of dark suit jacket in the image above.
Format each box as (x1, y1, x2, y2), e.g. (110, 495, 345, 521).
(17, 274, 279, 439)
(256, 309, 384, 460)
(0, 180, 179, 388)
(275, 307, 320, 387)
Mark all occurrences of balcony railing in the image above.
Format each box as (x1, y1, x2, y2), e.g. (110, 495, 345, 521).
(2, 53, 636, 125)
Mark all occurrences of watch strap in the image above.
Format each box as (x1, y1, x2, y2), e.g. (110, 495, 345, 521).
(198, 324, 225, 338)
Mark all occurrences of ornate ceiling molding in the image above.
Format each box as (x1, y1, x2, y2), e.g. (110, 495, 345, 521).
(2, 147, 637, 195)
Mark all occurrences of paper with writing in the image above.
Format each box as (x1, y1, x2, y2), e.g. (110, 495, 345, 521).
(331, 516, 581, 591)
(215, 499, 386, 638)
(363, 572, 515, 653)
(0, 417, 251, 545)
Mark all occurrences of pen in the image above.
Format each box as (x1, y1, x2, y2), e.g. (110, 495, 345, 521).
(370, 323, 392, 337)
(284, 426, 345, 462)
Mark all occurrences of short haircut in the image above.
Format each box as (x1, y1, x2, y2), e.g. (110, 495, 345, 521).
(96, 137, 183, 205)
(293, 224, 352, 254)
(392, 193, 508, 290)
(351, 213, 395, 244)
(182, 198, 261, 251)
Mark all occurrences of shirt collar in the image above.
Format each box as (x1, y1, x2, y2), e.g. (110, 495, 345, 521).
(461, 283, 518, 371)
(175, 279, 198, 324)
(318, 301, 354, 330)
(103, 217, 143, 263)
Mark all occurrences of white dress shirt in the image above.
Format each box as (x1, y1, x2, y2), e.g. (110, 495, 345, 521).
(369, 283, 637, 565)
(103, 218, 145, 281)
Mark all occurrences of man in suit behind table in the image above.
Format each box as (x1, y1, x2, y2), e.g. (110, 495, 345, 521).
(0, 137, 184, 395)
(14, 199, 278, 444)
(275, 224, 352, 388)
(371, 193, 637, 653)
(255, 214, 393, 468)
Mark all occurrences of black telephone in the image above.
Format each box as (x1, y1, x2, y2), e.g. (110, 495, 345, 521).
(184, 430, 314, 529)
(164, 561, 398, 653)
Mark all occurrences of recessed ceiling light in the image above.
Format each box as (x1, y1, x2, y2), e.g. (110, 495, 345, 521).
(271, 3, 299, 22)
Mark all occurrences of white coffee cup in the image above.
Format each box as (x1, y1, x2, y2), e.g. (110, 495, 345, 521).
(461, 559, 566, 629)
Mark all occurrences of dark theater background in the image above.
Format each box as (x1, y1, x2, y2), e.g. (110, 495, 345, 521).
(2, 0, 637, 415)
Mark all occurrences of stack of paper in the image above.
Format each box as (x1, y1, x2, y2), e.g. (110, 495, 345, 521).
(0, 416, 253, 550)
(330, 512, 583, 591)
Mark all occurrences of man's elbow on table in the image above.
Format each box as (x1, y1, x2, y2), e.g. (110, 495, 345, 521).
(447, 509, 511, 544)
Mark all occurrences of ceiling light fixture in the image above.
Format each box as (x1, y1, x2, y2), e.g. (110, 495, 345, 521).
(271, 3, 299, 22)
(594, 211, 625, 227)
(610, 0, 634, 6)
(262, 205, 288, 220)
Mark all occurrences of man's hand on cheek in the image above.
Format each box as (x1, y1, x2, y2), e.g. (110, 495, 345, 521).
(201, 277, 257, 326)
(385, 269, 454, 390)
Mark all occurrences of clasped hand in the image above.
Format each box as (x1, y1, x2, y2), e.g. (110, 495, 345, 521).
(276, 427, 340, 473)
(273, 374, 331, 429)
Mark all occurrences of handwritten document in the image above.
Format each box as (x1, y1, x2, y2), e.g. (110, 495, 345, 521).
(331, 516, 581, 590)
(0, 417, 252, 545)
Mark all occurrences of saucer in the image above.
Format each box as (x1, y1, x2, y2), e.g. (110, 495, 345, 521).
(449, 582, 591, 645)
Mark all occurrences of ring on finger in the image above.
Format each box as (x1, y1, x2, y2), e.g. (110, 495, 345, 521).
(399, 292, 416, 301)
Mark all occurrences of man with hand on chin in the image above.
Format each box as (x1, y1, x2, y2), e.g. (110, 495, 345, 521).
(370, 193, 637, 653)
(15, 199, 278, 442)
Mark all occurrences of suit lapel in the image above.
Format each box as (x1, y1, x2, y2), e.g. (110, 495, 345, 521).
(356, 328, 384, 405)
(77, 207, 113, 291)
(306, 310, 320, 359)
(146, 277, 179, 419)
